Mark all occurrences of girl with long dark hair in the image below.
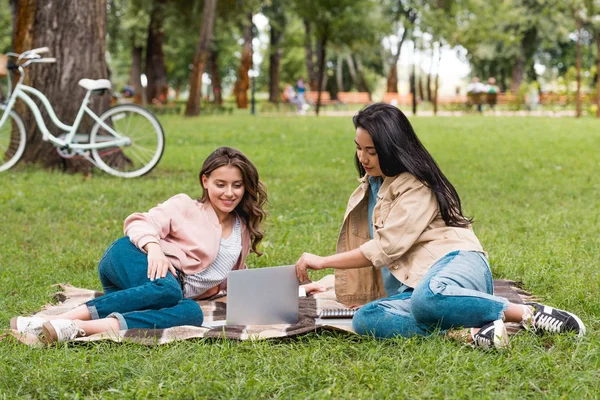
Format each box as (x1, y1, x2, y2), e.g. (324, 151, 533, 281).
(296, 103, 585, 348)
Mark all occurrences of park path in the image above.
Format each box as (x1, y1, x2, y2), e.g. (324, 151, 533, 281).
(286, 110, 579, 117)
(262, 109, 577, 117)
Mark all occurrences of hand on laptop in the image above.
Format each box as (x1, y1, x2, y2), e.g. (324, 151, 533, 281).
(301, 282, 327, 295)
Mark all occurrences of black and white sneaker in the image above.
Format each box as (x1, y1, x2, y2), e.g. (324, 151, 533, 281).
(524, 302, 586, 337)
(471, 319, 510, 349)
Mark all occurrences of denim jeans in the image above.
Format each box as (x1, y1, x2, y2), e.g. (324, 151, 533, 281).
(86, 237, 204, 330)
(352, 250, 510, 338)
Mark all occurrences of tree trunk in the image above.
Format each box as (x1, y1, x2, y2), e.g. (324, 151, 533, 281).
(345, 54, 358, 90)
(510, 55, 525, 94)
(11, 0, 109, 173)
(315, 31, 328, 116)
(233, 12, 253, 109)
(209, 48, 222, 106)
(386, 28, 408, 93)
(597, 37, 600, 118)
(575, 20, 582, 118)
(268, 19, 284, 103)
(129, 44, 145, 105)
(185, 0, 217, 116)
(336, 52, 344, 94)
(303, 19, 318, 90)
(387, 64, 399, 94)
(433, 42, 442, 116)
(426, 42, 434, 102)
(354, 56, 371, 99)
(410, 63, 417, 115)
(145, 0, 168, 104)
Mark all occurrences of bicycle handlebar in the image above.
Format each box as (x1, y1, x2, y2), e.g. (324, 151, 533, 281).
(29, 47, 50, 55)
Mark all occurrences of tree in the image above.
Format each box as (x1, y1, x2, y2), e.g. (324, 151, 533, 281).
(107, 0, 150, 105)
(185, 0, 217, 116)
(455, 0, 561, 94)
(383, 0, 417, 93)
(292, 0, 381, 115)
(233, 12, 253, 109)
(578, 0, 600, 118)
(10, 0, 110, 173)
(264, 0, 286, 103)
(145, 0, 168, 104)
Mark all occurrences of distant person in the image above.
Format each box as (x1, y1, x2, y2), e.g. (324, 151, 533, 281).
(466, 77, 485, 112)
(486, 77, 499, 110)
(295, 103, 586, 349)
(527, 84, 540, 111)
(122, 85, 134, 98)
(283, 83, 301, 112)
(296, 77, 306, 114)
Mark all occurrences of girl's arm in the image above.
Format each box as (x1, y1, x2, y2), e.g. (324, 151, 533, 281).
(124, 194, 189, 250)
(295, 248, 371, 282)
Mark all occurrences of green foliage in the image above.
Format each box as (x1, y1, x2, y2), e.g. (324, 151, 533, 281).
(1, 114, 600, 398)
(0, 3, 11, 53)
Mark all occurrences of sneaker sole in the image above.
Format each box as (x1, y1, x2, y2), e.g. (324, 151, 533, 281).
(565, 311, 586, 337)
(492, 319, 510, 349)
(41, 322, 60, 344)
(9, 317, 18, 330)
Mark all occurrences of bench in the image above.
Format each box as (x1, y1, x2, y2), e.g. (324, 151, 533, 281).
(337, 92, 371, 104)
(305, 91, 336, 106)
(436, 95, 467, 105)
(382, 93, 413, 106)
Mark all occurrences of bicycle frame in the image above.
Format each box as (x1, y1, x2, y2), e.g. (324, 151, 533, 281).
(0, 76, 130, 150)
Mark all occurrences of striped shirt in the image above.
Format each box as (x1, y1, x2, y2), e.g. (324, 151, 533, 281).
(183, 217, 242, 299)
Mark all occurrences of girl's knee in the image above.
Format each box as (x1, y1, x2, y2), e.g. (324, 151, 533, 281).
(352, 303, 382, 336)
(154, 278, 183, 304)
(98, 238, 131, 269)
(411, 289, 440, 325)
(179, 299, 204, 327)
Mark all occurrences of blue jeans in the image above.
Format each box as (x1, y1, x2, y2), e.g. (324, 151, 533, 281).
(352, 251, 509, 338)
(86, 237, 204, 330)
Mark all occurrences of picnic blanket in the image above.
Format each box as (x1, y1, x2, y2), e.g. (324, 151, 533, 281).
(5, 275, 534, 346)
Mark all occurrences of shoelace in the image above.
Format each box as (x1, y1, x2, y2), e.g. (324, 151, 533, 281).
(533, 313, 564, 333)
(59, 322, 85, 341)
(473, 334, 492, 348)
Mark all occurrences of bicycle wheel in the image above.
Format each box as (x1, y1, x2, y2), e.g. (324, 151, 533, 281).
(90, 104, 165, 178)
(0, 104, 26, 172)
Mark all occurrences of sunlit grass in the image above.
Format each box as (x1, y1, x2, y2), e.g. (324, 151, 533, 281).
(1, 114, 599, 398)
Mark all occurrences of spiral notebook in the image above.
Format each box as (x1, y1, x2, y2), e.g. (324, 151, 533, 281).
(319, 308, 357, 319)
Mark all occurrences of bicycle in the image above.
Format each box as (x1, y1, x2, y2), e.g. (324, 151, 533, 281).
(0, 47, 165, 178)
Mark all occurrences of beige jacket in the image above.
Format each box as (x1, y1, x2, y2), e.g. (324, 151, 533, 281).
(334, 173, 485, 306)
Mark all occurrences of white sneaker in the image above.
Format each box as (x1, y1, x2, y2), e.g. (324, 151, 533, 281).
(10, 316, 46, 336)
(41, 319, 85, 344)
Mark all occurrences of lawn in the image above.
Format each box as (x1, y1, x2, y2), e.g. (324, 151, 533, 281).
(1, 113, 599, 399)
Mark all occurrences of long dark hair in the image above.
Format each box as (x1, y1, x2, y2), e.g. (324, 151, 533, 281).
(199, 147, 268, 255)
(352, 103, 472, 228)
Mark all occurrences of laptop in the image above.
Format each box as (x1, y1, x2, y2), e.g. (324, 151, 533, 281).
(222, 265, 299, 326)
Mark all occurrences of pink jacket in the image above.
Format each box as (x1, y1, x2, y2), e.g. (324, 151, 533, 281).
(124, 194, 250, 280)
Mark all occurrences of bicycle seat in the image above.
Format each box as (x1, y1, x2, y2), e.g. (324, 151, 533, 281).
(78, 79, 111, 91)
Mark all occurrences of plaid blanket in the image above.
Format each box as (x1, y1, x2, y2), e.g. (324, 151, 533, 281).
(5, 275, 533, 346)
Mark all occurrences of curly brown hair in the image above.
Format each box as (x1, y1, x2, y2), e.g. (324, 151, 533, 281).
(198, 147, 267, 255)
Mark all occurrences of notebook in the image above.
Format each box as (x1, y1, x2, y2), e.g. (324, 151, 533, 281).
(319, 308, 357, 319)
(223, 265, 299, 326)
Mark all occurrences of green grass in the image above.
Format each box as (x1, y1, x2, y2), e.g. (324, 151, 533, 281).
(1, 114, 599, 399)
